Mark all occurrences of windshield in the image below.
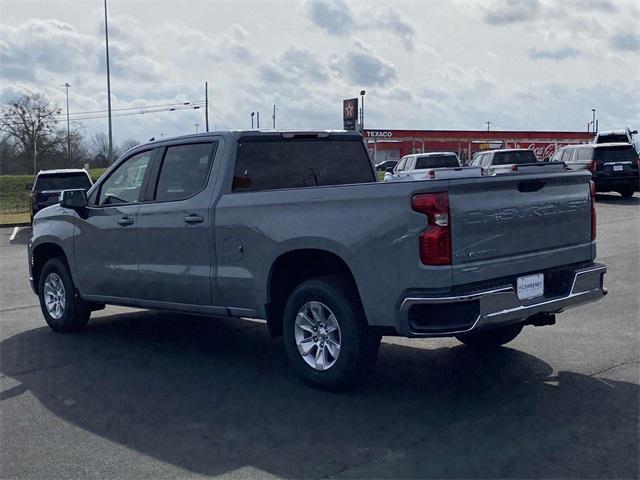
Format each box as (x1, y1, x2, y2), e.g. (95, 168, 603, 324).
(34, 172, 92, 191)
(493, 150, 538, 166)
(414, 155, 459, 169)
(594, 145, 637, 162)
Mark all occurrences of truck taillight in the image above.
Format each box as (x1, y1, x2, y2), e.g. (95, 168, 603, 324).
(590, 180, 596, 241)
(411, 193, 451, 265)
(588, 160, 596, 173)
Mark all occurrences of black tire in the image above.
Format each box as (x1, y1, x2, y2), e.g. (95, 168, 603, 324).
(456, 323, 523, 349)
(283, 276, 381, 391)
(618, 188, 634, 198)
(38, 257, 90, 333)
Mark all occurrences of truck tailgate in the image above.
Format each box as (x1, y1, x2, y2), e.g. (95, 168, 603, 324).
(449, 171, 594, 286)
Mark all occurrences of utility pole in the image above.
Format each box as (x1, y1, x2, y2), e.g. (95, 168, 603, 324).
(272, 104, 277, 129)
(486, 120, 492, 132)
(104, 0, 113, 164)
(251, 112, 255, 129)
(32, 121, 37, 175)
(256, 111, 260, 129)
(205, 81, 209, 132)
(360, 90, 366, 132)
(62, 83, 71, 164)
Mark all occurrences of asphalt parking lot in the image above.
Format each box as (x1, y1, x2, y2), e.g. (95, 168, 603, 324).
(1, 193, 638, 480)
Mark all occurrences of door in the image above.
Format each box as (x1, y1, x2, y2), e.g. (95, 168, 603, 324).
(75, 149, 155, 299)
(137, 141, 218, 305)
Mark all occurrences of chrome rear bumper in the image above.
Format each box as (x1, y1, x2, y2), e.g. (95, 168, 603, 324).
(397, 263, 606, 337)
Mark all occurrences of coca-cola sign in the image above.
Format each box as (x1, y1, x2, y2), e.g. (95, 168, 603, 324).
(522, 143, 570, 160)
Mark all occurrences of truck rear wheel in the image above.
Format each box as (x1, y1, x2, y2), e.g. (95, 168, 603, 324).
(38, 258, 91, 333)
(455, 323, 523, 349)
(282, 276, 381, 390)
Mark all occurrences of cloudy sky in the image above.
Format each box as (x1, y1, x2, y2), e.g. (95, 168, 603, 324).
(1, 0, 638, 144)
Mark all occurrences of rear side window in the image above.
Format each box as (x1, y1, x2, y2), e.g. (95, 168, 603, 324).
(415, 155, 460, 169)
(35, 172, 91, 191)
(233, 137, 374, 192)
(155, 143, 216, 201)
(493, 150, 537, 165)
(577, 148, 593, 161)
(593, 145, 637, 162)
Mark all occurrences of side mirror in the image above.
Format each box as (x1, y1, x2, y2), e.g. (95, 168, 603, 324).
(25, 182, 33, 191)
(385, 167, 394, 173)
(59, 189, 88, 210)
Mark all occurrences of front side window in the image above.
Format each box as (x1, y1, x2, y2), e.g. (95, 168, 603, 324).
(560, 149, 573, 162)
(577, 148, 593, 161)
(154, 143, 216, 202)
(98, 150, 153, 205)
(550, 149, 564, 162)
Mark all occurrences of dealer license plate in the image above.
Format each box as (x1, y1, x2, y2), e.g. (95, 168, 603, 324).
(613, 165, 623, 172)
(517, 273, 544, 301)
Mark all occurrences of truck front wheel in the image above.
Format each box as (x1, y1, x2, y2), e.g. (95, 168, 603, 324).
(455, 323, 523, 349)
(38, 258, 91, 333)
(282, 276, 381, 390)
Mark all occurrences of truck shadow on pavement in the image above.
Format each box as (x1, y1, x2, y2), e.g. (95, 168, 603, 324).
(1, 311, 638, 479)
(595, 193, 640, 205)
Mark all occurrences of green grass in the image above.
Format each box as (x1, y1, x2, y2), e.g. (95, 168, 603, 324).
(0, 168, 108, 221)
(0, 211, 30, 225)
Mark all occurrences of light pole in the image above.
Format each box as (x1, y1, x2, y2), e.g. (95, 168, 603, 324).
(104, 0, 113, 164)
(256, 111, 260, 129)
(592, 109, 596, 133)
(251, 112, 255, 129)
(272, 104, 277, 129)
(62, 83, 71, 164)
(360, 90, 365, 131)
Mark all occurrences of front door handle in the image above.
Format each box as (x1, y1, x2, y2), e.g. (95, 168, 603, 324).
(184, 214, 204, 224)
(117, 216, 134, 227)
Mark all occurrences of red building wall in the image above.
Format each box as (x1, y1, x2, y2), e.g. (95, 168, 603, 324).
(363, 129, 594, 162)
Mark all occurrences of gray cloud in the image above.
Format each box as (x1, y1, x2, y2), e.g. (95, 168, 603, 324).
(610, 32, 640, 52)
(331, 41, 397, 87)
(304, 0, 354, 36)
(484, 0, 540, 25)
(529, 46, 581, 60)
(369, 6, 416, 51)
(259, 46, 330, 86)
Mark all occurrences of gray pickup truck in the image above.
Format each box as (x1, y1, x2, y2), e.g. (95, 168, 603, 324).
(28, 130, 607, 389)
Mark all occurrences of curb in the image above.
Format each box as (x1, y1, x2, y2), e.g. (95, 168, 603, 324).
(1, 222, 30, 228)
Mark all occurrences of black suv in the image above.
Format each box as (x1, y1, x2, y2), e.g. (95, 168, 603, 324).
(553, 143, 639, 198)
(26, 169, 93, 222)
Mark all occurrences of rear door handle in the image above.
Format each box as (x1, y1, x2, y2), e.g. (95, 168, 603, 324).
(184, 214, 204, 224)
(117, 216, 134, 226)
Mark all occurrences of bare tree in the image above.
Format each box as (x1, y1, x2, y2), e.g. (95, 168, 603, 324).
(0, 94, 66, 173)
(86, 131, 110, 167)
(118, 138, 140, 155)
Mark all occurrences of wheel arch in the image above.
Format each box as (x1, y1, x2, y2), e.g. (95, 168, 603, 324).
(31, 241, 71, 290)
(265, 248, 364, 338)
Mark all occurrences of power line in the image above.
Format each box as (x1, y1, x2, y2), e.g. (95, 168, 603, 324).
(2, 99, 205, 120)
(1, 103, 203, 126)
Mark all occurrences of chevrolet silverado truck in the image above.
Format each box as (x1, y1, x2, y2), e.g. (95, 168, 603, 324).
(28, 130, 607, 390)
